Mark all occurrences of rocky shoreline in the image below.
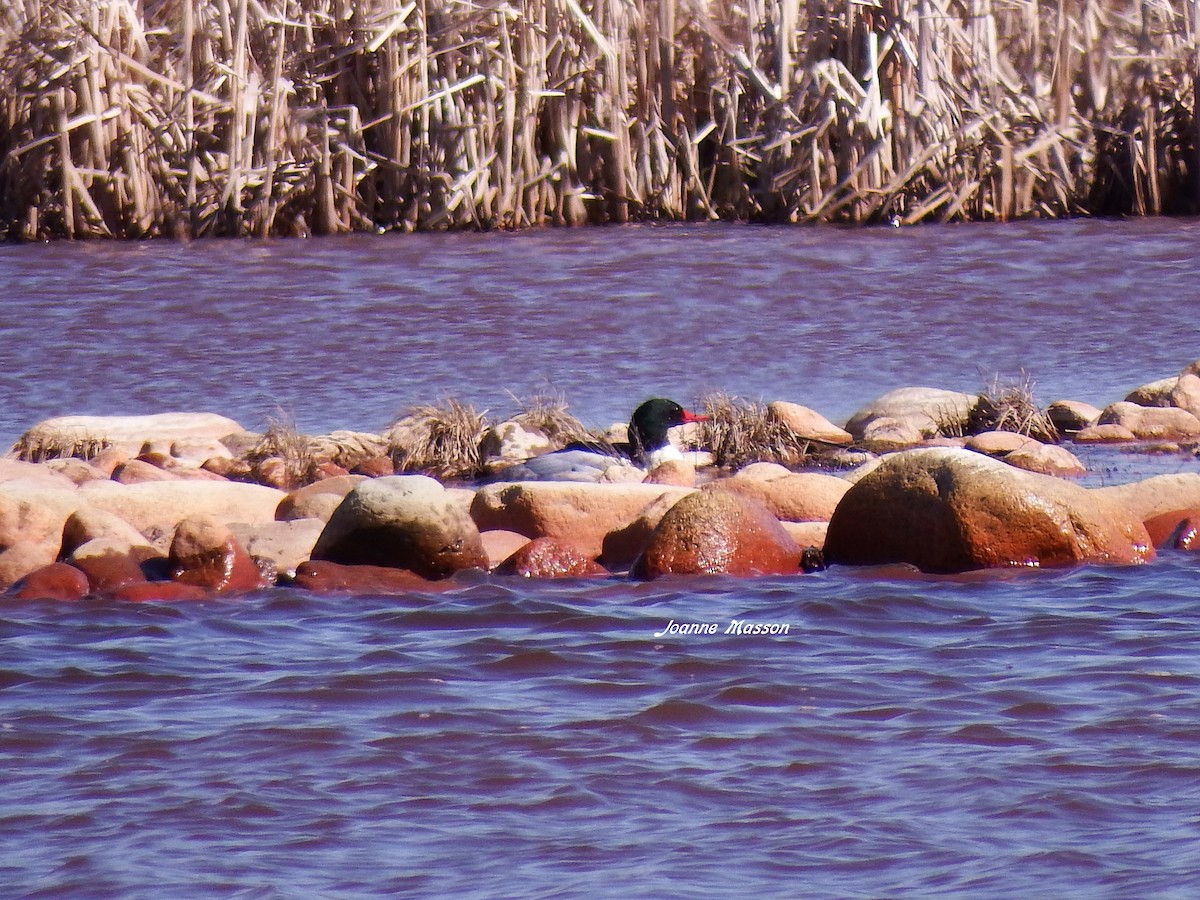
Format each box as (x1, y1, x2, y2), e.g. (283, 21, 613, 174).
(4, 362, 1200, 601)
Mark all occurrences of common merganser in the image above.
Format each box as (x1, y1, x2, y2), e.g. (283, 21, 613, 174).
(494, 398, 709, 483)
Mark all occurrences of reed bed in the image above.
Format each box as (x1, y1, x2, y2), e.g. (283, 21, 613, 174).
(1, 0, 1197, 239)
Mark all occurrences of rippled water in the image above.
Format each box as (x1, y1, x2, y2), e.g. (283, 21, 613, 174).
(3, 219, 1200, 896)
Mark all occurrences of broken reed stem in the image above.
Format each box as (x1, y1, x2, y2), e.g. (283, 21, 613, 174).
(1, 0, 1199, 240)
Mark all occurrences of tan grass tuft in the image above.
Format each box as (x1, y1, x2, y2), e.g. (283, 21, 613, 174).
(248, 410, 318, 489)
(10, 428, 112, 463)
(509, 393, 592, 448)
(386, 398, 490, 481)
(700, 392, 810, 470)
(968, 372, 1059, 442)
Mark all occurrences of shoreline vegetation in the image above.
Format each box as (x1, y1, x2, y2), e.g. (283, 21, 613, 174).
(2, 0, 1198, 240)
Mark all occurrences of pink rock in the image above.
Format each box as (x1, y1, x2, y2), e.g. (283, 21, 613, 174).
(494, 536, 606, 578)
(169, 516, 268, 593)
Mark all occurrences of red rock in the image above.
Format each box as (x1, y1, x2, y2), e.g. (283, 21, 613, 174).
(71, 547, 154, 593)
(291, 560, 435, 594)
(480, 530, 532, 569)
(108, 581, 209, 602)
(494, 536, 606, 578)
(169, 515, 268, 593)
(632, 490, 803, 579)
(0, 542, 58, 590)
(824, 448, 1154, 573)
(11, 563, 90, 600)
(351, 456, 395, 477)
(1143, 508, 1200, 550)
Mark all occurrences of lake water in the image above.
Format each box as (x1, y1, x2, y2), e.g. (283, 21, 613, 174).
(2, 219, 1200, 896)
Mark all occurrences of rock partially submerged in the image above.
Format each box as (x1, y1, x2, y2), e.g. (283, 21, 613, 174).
(824, 448, 1154, 573)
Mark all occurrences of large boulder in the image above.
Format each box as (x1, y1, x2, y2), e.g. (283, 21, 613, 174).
(632, 490, 803, 579)
(11, 563, 90, 601)
(1094, 473, 1200, 524)
(77, 480, 286, 547)
(275, 475, 367, 522)
(470, 481, 693, 560)
(824, 447, 1154, 573)
(844, 387, 978, 442)
(494, 536, 607, 578)
(0, 542, 59, 590)
(229, 519, 325, 577)
(1124, 377, 1178, 407)
(1046, 400, 1102, 433)
(0, 484, 81, 555)
(706, 466, 851, 522)
(1096, 402, 1200, 440)
(311, 475, 487, 579)
(11, 412, 244, 460)
(1170, 373, 1200, 420)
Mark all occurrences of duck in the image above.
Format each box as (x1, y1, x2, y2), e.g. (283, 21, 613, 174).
(492, 398, 709, 483)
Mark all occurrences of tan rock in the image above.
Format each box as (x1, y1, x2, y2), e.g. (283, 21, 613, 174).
(1047, 400, 1102, 433)
(0, 542, 59, 590)
(601, 491, 692, 568)
(768, 401, 853, 445)
(707, 469, 851, 522)
(632, 490, 802, 579)
(781, 520, 828, 550)
(481, 421, 554, 468)
(229, 518, 325, 577)
(0, 459, 79, 489)
(1004, 444, 1087, 477)
(113, 458, 180, 484)
(1170, 372, 1200, 420)
(470, 481, 693, 560)
(1094, 474, 1200, 524)
(644, 460, 696, 487)
(77, 480, 287, 548)
(1074, 423, 1137, 444)
(0, 484, 81, 554)
(43, 457, 109, 486)
(859, 416, 926, 450)
(275, 475, 368, 522)
(844, 387, 978, 441)
(480, 530, 532, 569)
(62, 506, 156, 557)
(1097, 401, 1200, 439)
(965, 431, 1039, 455)
(824, 447, 1154, 573)
(1124, 376, 1178, 407)
(11, 412, 244, 460)
(311, 475, 488, 579)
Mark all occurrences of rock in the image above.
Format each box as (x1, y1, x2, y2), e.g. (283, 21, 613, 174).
(229, 518, 325, 577)
(43, 457, 109, 486)
(113, 458, 180, 484)
(169, 437, 234, 468)
(824, 447, 1154, 573)
(844, 387, 978, 442)
(471, 481, 693, 560)
(0, 542, 59, 590)
(858, 416, 926, 450)
(1047, 400, 1102, 433)
(290, 560, 434, 594)
(1170, 372, 1200, 420)
(781, 520, 828, 550)
(644, 460, 696, 487)
(1124, 376, 1178, 407)
(62, 506, 155, 558)
(767, 401, 853, 445)
(0, 459, 79, 489)
(11, 562, 90, 600)
(632, 490, 803, 579)
(69, 542, 157, 593)
(108, 581, 209, 602)
(77, 480, 287, 548)
(275, 475, 367, 522)
(1003, 443, 1086, 477)
(1097, 402, 1200, 439)
(481, 421, 554, 468)
(965, 431, 1039, 455)
(11, 412, 244, 460)
(1074, 423, 1136, 443)
(480, 530, 532, 569)
(494, 536, 607, 578)
(169, 515, 269, 593)
(350, 457, 395, 477)
(311, 475, 488, 579)
(1094, 474, 1200, 524)
(1143, 508, 1200, 550)
(707, 469, 851, 522)
(0, 484, 81, 562)
(601, 491, 691, 569)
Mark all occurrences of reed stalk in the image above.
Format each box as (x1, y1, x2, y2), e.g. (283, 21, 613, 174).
(1, 0, 1198, 239)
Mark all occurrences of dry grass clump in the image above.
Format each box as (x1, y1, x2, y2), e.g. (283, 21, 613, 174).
(700, 393, 810, 470)
(509, 393, 592, 448)
(967, 373, 1059, 442)
(247, 411, 319, 489)
(10, 428, 111, 462)
(386, 399, 490, 481)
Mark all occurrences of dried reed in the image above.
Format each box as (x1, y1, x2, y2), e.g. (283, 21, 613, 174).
(700, 392, 810, 469)
(967, 371, 1059, 442)
(2, 0, 1198, 239)
(509, 392, 592, 447)
(386, 398, 490, 480)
